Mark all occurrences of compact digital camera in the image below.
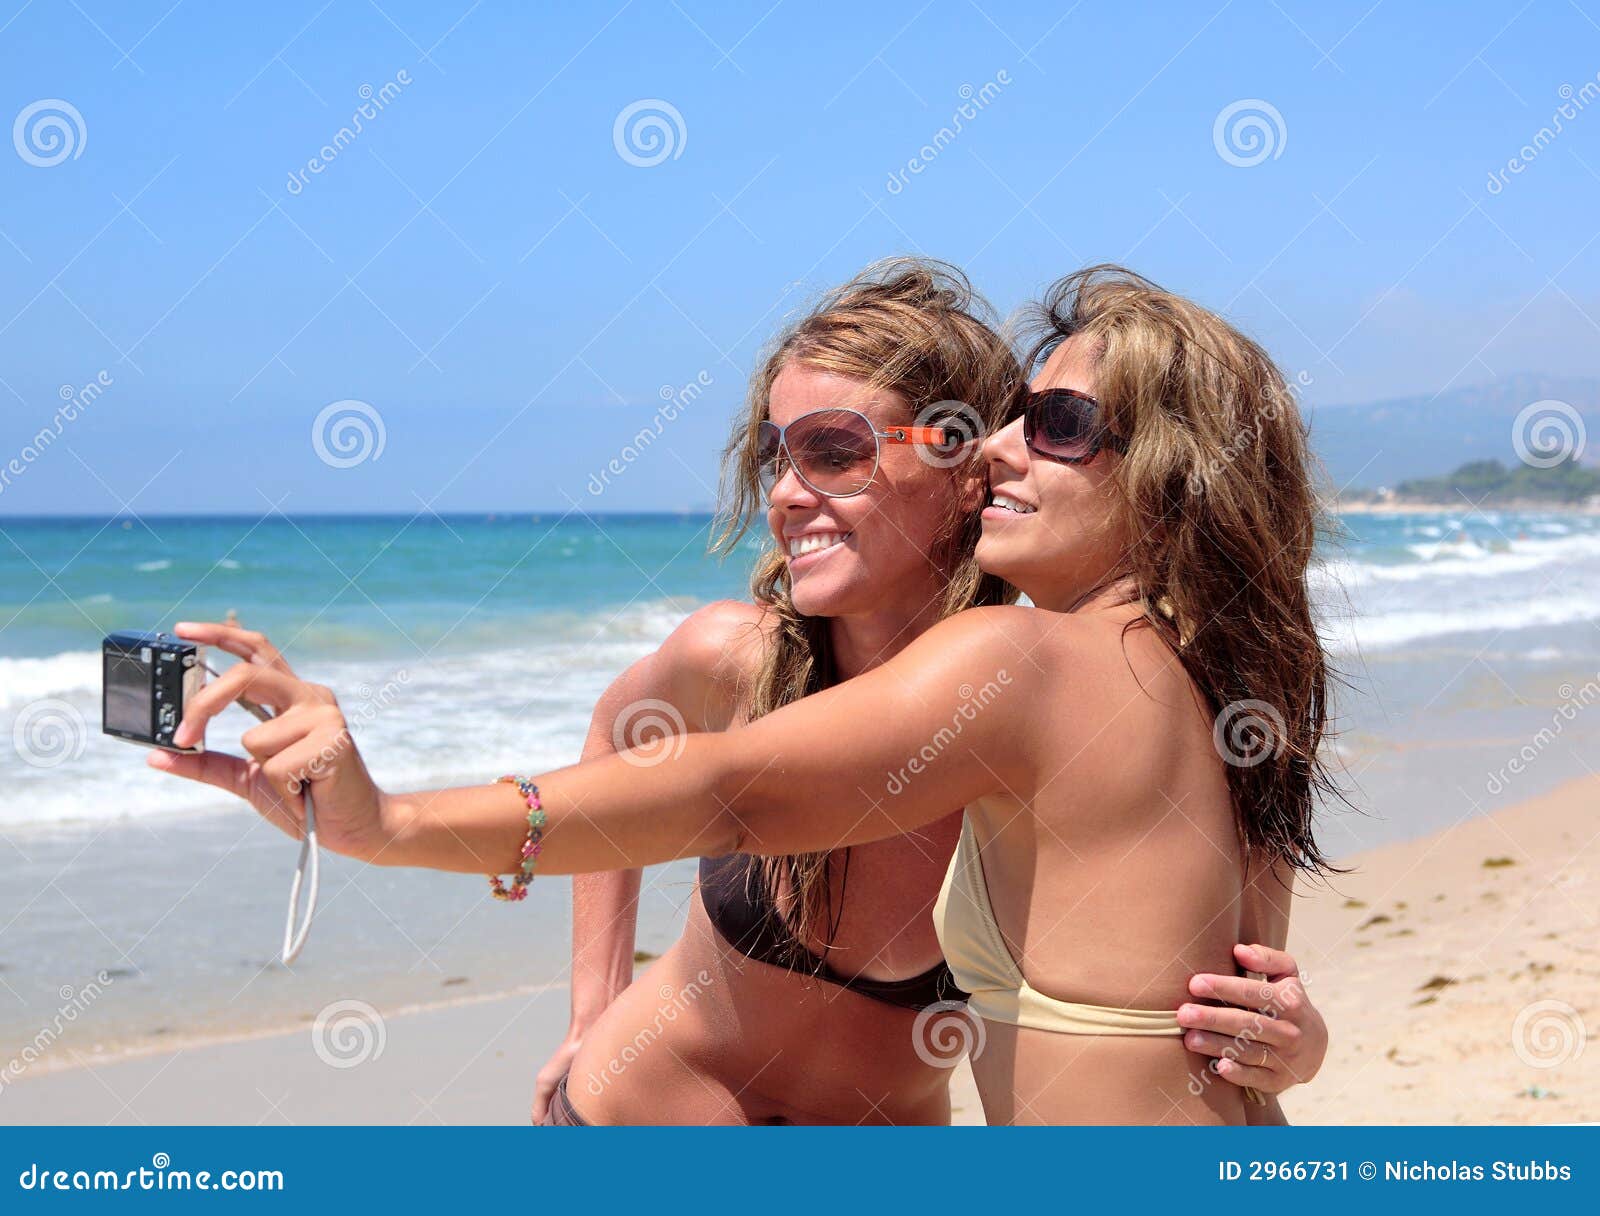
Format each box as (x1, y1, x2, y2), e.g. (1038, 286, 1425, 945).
(101, 630, 206, 753)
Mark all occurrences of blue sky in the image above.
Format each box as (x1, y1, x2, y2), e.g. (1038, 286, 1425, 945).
(1, 0, 1596, 514)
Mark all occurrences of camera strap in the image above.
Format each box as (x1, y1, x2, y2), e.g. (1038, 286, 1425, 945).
(207, 666, 321, 965)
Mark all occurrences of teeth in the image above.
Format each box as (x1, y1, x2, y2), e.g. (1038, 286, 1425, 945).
(990, 494, 1036, 515)
(787, 531, 848, 558)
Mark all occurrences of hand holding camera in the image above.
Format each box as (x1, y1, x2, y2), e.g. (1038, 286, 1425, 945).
(105, 619, 392, 962)
(141, 621, 389, 861)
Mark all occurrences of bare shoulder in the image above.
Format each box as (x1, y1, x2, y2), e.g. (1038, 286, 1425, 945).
(638, 599, 774, 732)
(900, 605, 1052, 694)
(658, 599, 772, 687)
(931, 605, 1196, 711)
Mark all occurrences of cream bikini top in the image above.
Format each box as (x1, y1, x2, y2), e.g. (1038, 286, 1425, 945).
(933, 814, 1183, 1036)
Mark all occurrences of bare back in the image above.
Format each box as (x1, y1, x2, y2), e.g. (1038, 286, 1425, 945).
(959, 605, 1247, 1123)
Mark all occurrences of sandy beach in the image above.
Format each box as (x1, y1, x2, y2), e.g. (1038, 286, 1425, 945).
(1282, 774, 1597, 1125)
(4, 774, 1592, 1126)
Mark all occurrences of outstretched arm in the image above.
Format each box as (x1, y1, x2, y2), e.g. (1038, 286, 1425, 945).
(156, 608, 1036, 877)
(378, 606, 1032, 873)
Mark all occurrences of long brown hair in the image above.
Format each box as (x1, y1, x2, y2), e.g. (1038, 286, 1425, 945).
(711, 257, 1024, 957)
(1023, 264, 1340, 876)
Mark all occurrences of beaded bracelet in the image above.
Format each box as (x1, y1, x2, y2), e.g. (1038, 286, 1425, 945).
(489, 775, 545, 902)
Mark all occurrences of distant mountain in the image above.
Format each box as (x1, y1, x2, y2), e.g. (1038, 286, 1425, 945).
(1306, 374, 1600, 491)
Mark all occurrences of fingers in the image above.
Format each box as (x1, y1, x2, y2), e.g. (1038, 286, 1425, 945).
(148, 749, 305, 838)
(1234, 942, 1300, 980)
(261, 735, 338, 807)
(1176, 1001, 1301, 1050)
(1189, 971, 1302, 1015)
(241, 704, 329, 764)
(1207, 1055, 1281, 1093)
(174, 621, 295, 674)
(175, 663, 325, 748)
(531, 1075, 556, 1124)
(1184, 1029, 1277, 1065)
(147, 746, 252, 800)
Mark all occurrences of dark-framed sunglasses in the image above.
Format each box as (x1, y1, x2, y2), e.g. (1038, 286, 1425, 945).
(1019, 388, 1128, 465)
(757, 408, 959, 499)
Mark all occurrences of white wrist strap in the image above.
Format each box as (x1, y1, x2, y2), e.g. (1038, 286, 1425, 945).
(206, 663, 320, 965)
(280, 791, 318, 964)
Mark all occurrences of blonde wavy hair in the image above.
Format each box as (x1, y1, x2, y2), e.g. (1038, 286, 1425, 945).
(711, 257, 1024, 957)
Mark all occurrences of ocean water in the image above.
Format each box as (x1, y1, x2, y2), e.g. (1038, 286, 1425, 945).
(1, 509, 1597, 1068)
(0, 514, 753, 829)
